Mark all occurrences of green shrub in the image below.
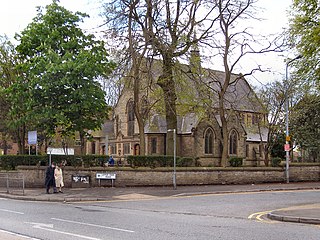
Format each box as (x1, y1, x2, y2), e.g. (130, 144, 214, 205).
(229, 157, 243, 167)
(126, 155, 195, 168)
(271, 157, 282, 167)
(176, 157, 194, 167)
(0, 155, 46, 170)
(0, 154, 108, 170)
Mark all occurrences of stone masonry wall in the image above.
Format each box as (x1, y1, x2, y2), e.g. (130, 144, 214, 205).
(14, 165, 320, 188)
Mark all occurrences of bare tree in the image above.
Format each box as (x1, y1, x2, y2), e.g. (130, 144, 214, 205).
(127, 0, 149, 155)
(203, 0, 283, 166)
(102, 0, 155, 155)
(257, 80, 288, 165)
(102, 0, 219, 155)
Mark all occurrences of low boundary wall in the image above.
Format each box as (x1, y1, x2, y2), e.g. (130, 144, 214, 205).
(13, 164, 320, 188)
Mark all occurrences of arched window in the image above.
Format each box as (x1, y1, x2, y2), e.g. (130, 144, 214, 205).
(204, 128, 214, 154)
(127, 100, 135, 136)
(229, 130, 238, 155)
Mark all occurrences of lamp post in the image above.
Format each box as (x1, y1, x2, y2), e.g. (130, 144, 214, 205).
(285, 55, 302, 183)
(167, 129, 177, 190)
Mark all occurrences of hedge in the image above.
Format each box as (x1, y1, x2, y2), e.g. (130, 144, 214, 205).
(271, 157, 282, 167)
(0, 155, 109, 170)
(126, 155, 195, 168)
(229, 157, 243, 167)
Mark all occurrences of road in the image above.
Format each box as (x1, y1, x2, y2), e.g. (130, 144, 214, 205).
(0, 189, 319, 240)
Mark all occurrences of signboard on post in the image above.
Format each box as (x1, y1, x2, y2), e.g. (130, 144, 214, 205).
(28, 131, 37, 145)
(47, 148, 75, 155)
(47, 147, 75, 166)
(28, 131, 38, 155)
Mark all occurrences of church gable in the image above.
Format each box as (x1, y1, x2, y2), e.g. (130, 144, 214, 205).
(107, 58, 265, 166)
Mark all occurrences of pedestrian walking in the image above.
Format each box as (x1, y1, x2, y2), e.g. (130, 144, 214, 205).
(54, 163, 64, 193)
(45, 162, 57, 194)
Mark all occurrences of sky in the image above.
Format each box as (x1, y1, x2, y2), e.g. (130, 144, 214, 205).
(0, 0, 295, 86)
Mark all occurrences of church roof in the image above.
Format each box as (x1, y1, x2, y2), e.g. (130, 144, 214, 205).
(246, 127, 268, 142)
(144, 113, 199, 134)
(100, 120, 115, 138)
(139, 58, 264, 113)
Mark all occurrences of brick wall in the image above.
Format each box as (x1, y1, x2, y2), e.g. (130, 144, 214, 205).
(16, 165, 320, 188)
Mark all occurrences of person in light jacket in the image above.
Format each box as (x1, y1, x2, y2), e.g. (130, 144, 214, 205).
(54, 163, 64, 193)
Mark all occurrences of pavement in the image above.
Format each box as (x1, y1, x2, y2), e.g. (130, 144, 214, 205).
(1, 182, 320, 226)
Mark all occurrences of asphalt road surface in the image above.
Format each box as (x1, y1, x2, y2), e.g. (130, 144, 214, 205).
(0, 189, 319, 240)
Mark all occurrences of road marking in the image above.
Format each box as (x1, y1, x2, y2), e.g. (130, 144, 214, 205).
(25, 222, 101, 240)
(0, 229, 41, 240)
(52, 217, 135, 233)
(0, 208, 24, 215)
(248, 211, 277, 224)
(25, 222, 54, 229)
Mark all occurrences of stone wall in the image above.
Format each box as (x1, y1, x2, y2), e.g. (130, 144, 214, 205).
(15, 164, 320, 188)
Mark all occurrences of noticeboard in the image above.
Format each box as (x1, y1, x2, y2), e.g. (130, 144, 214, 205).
(71, 175, 90, 188)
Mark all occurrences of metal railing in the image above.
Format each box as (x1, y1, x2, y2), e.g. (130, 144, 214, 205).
(0, 172, 25, 195)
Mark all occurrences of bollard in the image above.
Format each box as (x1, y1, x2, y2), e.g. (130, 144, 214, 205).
(22, 176, 25, 196)
(6, 174, 9, 194)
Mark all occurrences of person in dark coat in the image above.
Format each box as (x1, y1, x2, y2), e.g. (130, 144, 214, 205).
(45, 162, 57, 194)
(108, 156, 115, 167)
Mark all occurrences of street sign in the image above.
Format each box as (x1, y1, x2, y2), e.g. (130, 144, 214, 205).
(47, 147, 74, 155)
(284, 144, 290, 152)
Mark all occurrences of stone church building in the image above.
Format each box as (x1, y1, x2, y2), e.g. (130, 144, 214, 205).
(87, 58, 268, 167)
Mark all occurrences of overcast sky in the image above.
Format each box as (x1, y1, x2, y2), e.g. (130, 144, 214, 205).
(0, 0, 294, 86)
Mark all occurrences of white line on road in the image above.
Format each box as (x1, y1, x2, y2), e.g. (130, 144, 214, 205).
(52, 217, 135, 233)
(25, 222, 101, 240)
(0, 208, 24, 214)
(25, 222, 54, 229)
(0, 229, 41, 240)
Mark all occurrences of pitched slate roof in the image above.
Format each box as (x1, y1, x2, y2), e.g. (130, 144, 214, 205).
(202, 70, 263, 112)
(144, 113, 199, 134)
(142, 58, 263, 113)
(246, 127, 268, 142)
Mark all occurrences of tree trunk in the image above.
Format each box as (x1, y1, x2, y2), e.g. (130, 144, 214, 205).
(157, 55, 177, 155)
(3, 139, 8, 155)
(80, 131, 85, 155)
(133, 72, 146, 156)
(219, 104, 229, 167)
(128, 2, 147, 156)
(219, 69, 230, 167)
(264, 146, 269, 166)
(257, 120, 269, 166)
(17, 125, 26, 154)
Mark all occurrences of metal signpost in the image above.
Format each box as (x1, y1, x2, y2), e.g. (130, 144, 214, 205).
(285, 55, 302, 183)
